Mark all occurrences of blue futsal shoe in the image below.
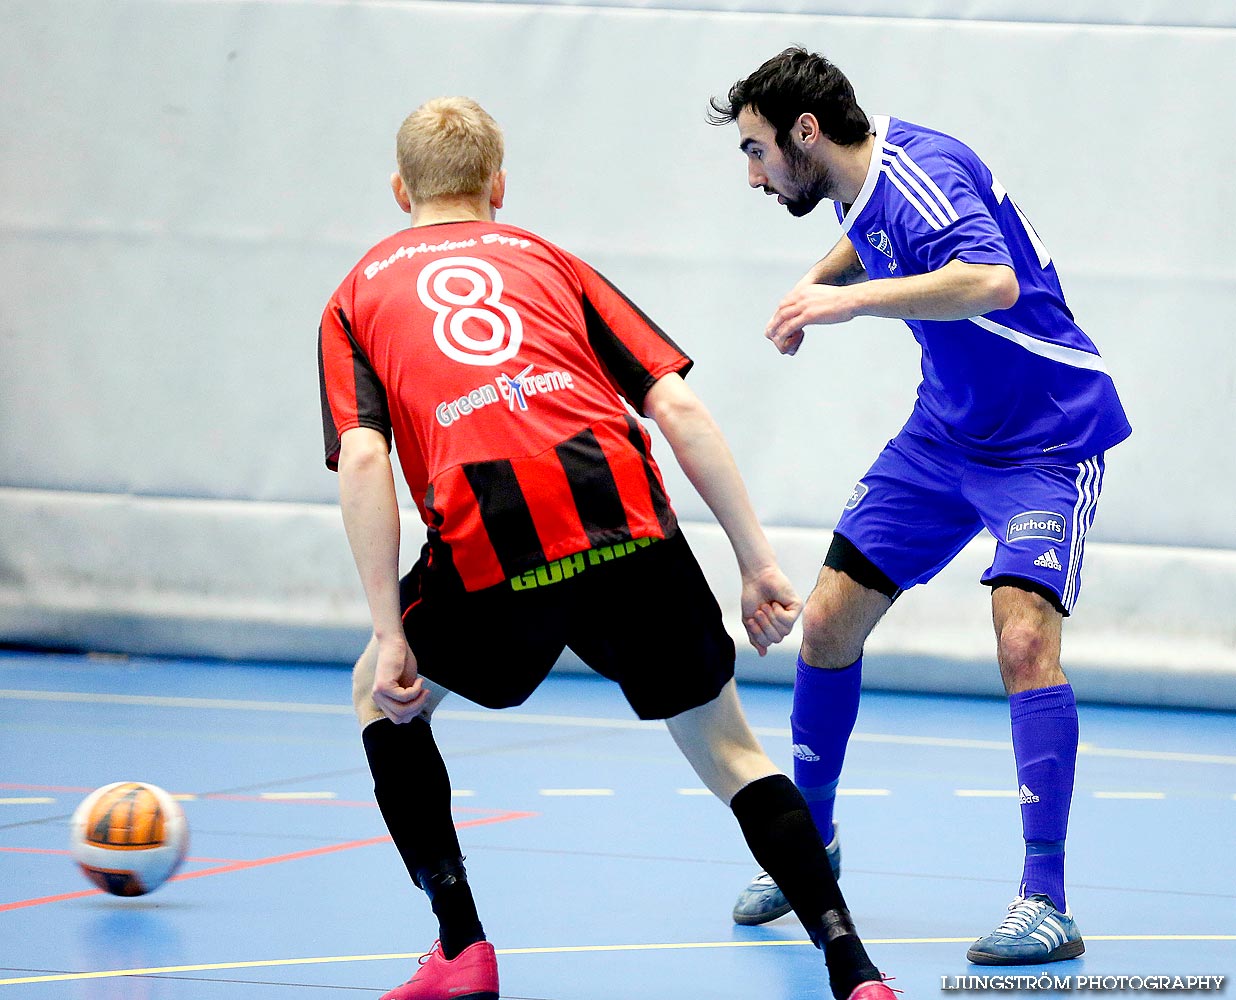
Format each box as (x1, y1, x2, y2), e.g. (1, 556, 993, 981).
(967, 894, 1085, 965)
(731, 826, 841, 925)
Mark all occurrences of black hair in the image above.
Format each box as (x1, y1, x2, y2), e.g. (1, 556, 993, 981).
(708, 46, 870, 148)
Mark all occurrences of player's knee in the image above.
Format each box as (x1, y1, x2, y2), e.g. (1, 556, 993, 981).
(351, 639, 382, 726)
(799, 598, 863, 668)
(352, 679, 382, 727)
(997, 620, 1055, 678)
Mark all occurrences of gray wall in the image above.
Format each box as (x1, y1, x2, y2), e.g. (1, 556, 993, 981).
(2, 1, 1234, 706)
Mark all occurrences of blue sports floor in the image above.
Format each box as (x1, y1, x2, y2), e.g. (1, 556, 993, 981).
(1, 650, 1232, 998)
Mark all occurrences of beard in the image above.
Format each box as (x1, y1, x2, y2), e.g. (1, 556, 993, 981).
(779, 139, 833, 217)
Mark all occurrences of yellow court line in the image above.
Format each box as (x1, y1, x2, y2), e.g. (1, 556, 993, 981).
(2, 688, 1234, 766)
(3, 935, 1234, 987)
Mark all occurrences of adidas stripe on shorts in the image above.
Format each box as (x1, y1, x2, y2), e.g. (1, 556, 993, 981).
(833, 428, 1105, 615)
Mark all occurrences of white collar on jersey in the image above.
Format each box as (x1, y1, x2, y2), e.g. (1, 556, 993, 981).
(839, 115, 891, 236)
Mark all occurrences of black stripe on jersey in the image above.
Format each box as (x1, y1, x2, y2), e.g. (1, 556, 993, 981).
(555, 427, 633, 547)
(339, 307, 393, 449)
(623, 413, 677, 537)
(318, 323, 341, 469)
(416, 484, 468, 595)
(582, 276, 693, 410)
(462, 459, 547, 578)
(594, 270, 688, 357)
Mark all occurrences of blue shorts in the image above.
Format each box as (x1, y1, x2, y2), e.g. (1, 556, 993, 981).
(834, 430, 1106, 614)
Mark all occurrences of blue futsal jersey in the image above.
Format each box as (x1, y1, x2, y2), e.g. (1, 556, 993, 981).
(837, 116, 1131, 462)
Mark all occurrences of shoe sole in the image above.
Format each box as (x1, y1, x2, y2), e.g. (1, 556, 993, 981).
(966, 938, 1085, 965)
(437, 993, 497, 1000)
(731, 845, 841, 927)
(732, 900, 795, 926)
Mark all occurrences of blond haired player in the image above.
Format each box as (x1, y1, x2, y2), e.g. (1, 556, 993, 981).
(319, 97, 897, 1000)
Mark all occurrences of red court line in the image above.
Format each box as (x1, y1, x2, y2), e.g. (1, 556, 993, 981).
(0, 810, 536, 914)
(0, 847, 239, 863)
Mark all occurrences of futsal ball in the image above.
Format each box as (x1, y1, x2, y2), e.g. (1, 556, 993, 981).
(69, 781, 189, 896)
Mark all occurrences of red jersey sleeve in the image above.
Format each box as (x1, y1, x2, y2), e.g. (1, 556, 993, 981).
(317, 296, 392, 470)
(566, 254, 693, 412)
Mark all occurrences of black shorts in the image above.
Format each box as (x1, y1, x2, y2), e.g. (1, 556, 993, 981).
(399, 531, 735, 720)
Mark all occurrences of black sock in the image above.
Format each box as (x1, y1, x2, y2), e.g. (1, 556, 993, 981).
(362, 717, 485, 958)
(417, 859, 486, 960)
(730, 774, 881, 999)
(820, 909, 883, 1000)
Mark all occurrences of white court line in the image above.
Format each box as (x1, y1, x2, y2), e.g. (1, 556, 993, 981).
(671, 788, 896, 797)
(539, 789, 614, 797)
(0, 688, 353, 715)
(0, 797, 56, 805)
(2, 689, 1232, 766)
(955, 789, 1017, 797)
(1093, 791, 1167, 800)
(3, 934, 1234, 986)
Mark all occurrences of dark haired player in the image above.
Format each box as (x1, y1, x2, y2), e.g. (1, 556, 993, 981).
(319, 96, 897, 1000)
(710, 48, 1131, 965)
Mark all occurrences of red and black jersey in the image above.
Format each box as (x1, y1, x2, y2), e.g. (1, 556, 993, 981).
(319, 220, 691, 591)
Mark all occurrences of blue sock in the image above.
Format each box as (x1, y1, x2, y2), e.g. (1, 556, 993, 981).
(1009, 684, 1078, 913)
(790, 653, 862, 843)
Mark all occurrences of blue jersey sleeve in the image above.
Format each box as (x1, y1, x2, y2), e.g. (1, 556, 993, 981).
(895, 149, 1013, 273)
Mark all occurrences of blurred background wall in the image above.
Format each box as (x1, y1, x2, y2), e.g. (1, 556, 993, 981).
(2, 0, 1233, 706)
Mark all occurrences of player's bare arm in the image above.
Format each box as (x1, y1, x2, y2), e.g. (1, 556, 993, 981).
(337, 426, 427, 723)
(642, 373, 802, 654)
(767, 259, 1019, 356)
(795, 234, 868, 290)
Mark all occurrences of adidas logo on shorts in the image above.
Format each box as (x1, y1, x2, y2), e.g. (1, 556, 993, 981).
(1033, 549, 1063, 571)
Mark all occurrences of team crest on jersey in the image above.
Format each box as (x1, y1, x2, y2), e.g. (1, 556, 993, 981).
(844, 483, 869, 510)
(867, 230, 898, 273)
(1006, 511, 1066, 544)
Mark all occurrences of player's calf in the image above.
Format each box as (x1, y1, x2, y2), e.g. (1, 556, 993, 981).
(730, 774, 887, 1000)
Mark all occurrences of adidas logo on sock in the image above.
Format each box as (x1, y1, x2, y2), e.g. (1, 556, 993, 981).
(1019, 783, 1040, 804)
(792, 743, 820, 762)
(1033, 549, 1062, 571)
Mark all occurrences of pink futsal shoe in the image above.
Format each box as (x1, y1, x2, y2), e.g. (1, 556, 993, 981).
(381, 939, 499, 1000)
(847, 976, 901, 1000)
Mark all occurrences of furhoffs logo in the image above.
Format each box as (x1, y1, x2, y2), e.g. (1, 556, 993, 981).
(1006, 510, 1066, 544)
(845, 483, 869, 511)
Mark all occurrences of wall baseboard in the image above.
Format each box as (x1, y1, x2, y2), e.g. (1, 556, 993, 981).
(2, 489, 1233, 709)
